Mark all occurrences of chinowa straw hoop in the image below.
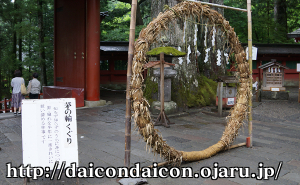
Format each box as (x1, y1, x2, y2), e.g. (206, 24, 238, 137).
(131, 1, 251, 165)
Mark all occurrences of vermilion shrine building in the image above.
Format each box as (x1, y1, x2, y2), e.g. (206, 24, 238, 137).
(51, 0, 300, 107)
(53, 0, 101, 105)
(49, 0, 130, 107)
(228, 44, 300, 87)
(251, 44, 300, 86)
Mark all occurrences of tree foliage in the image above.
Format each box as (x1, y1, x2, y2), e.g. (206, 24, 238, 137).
(0, 0, 54, 99)
(224, 0, 300, 43)
(0, 0, 152, 99)
(100, 0, 151, 41)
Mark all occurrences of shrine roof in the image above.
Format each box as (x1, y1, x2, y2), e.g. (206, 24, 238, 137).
(287, 28, 300, 38)
(258, 61, 289, 69)
(100, 41, 128, 52)
(241, 43, 300, 54)
(216, 76, 238, 83)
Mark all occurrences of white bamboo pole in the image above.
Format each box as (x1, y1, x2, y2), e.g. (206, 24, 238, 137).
(247, 0, 253, 148)
(125, 0, 137, 167)
(185, 0, 247, 12)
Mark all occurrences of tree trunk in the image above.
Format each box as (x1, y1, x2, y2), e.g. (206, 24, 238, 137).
(149, 0, 226, 108)
(18, 33, 22, 65)
(13, 1, 17, 71)
(13, 30, 17, 64)
(274, 0, 287, 40)
(135, 1, 143, 25)
(38, 0, 47, 86)
(118, 0, 144, 25)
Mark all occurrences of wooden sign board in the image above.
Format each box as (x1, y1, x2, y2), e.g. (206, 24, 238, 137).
(271, 88, 280, 92)
(22, 98, 78, 169)
(298, 63, 300, 103)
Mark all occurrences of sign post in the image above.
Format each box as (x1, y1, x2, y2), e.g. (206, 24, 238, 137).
(22, 98, 78, 170)
(297, 63, 300, 103)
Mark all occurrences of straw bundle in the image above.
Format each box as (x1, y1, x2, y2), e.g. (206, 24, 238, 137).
(131, 1, 251, 165)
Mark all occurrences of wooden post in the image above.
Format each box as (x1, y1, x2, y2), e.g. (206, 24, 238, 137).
(160, 52, 164, 116)
(218, 82, 223, 117)
(154, 53, 174, 128)
(4, 98, 7, 113)
(125, 0, 137, 168)
(298, 73, 300, 103)
(247, 0, 253, 148)
(255, 77, 259, 102)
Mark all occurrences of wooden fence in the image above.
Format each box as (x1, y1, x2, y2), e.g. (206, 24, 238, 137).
(0, 98, 12, 113)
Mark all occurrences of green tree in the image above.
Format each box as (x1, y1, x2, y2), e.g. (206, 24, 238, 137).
(100, 0, 151, 41)
(0, 0, 54, 99)
(224, 0, 300, 43)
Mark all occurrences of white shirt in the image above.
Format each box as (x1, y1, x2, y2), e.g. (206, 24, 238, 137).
(11, 77, 25, 94)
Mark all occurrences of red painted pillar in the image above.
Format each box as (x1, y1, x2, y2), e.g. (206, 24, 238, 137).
(86, 0, 100, 101)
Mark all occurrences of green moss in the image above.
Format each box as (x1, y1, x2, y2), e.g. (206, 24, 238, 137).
(224, 83, 237, 87)
(147, 47, 186, 57)
(143, 76, 158, 105)
(172, 75, 217, 108)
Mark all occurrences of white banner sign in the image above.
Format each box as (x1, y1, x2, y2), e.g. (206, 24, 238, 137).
(297, 63, 300, 72)
(22, 98, 78, 169)
(227, 98, 235, 105)
(271, 88, 280, 92)
(246, 46, 258, 60)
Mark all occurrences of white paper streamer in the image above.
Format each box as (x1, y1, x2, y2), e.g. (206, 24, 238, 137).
(212, 25, 216, 47)
(204, 48, 211, 63)
(178, 46, 183, 65)
(224, 53, 229, 64)
(253, 81, 258, 90)
(187, 45, 191, 64)
(217, 49, 222, 66)
(194, 24, 198, 46)
(204, 25, 207, 47)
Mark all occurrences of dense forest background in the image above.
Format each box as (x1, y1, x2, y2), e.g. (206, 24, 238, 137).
(0, 0, 299, 99)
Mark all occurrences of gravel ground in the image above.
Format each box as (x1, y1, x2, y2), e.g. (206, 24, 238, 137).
(253, 87, 300, 122)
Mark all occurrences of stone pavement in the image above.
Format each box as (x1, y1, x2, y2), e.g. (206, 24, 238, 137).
(0, 88, 300, 184)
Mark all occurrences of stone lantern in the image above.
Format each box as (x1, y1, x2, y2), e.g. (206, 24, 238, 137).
(145, 47, 186, 127)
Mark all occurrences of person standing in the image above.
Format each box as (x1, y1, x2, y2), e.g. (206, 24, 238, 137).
(11, 69, 25, 116)
(27, 72, 41, 99)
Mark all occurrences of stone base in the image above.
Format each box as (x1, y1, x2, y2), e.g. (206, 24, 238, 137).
(151, 101, 178, 115)
(260, 91, 289, 100)
(85, 100, 106, 107)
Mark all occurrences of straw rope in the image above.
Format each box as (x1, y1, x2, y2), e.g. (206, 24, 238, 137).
(131, 1, 251, 165)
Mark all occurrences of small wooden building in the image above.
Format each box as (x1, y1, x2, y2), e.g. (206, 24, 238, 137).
(100, 41, 128, 85)
(227, 44, 300, 86)
(258, 60, 289, 91)
(287, 28, 300, 43)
